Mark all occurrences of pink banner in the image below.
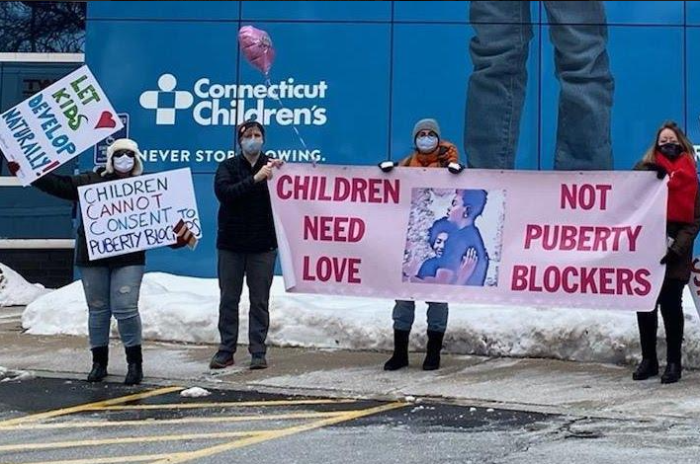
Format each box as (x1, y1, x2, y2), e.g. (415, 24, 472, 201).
(269, 164, 668, 311)
(689, 256, 700, 319)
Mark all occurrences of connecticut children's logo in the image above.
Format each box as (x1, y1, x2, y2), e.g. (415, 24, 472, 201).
(139, 74, 194, 125)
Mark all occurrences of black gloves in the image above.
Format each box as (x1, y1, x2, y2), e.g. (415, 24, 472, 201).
(643, 163, 668, 180)
(378, 161, 397, 173)
(448, 162, 465, 174)
(660, 248, 680, 265)
(379, 161, 465, 174)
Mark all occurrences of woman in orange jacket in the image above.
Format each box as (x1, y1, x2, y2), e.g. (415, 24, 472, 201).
(379, 118, 464, 371)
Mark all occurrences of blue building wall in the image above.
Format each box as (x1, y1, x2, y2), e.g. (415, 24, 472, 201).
(83, 1, 700, 277)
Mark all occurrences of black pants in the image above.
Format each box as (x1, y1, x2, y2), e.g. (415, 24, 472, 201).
(217, 249, 277, 356)
(636, 279, 685, 364)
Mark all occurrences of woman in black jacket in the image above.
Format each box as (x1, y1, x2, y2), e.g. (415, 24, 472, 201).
(7, 138, 171, 385)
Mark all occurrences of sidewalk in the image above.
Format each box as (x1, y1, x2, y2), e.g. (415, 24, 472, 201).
(2, 307, 700, 422)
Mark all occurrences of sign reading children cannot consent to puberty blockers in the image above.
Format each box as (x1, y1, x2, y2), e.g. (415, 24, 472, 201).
(78, 168, 202, 261)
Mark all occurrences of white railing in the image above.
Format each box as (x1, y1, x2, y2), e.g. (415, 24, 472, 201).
(0, 53, 84, 63)
(0, 177, 21, 187)
(0, 239, 75, 249)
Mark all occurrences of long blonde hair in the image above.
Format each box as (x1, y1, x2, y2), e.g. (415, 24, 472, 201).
(641, 121, 696, 165)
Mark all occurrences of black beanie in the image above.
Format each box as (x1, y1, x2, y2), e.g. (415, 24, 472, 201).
(237, 120, 265, 145)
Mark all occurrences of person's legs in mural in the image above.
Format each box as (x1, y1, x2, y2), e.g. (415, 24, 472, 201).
(465, 1, 533, 169)
(544, 1, 614, 170)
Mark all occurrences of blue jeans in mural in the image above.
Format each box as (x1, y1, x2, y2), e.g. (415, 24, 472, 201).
(465, 1, 614, 170)
(393, 300, 449, 333)
(79, 265, 145, 349)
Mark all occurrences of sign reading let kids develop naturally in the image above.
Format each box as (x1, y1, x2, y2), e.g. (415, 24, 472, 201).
(78, 168, 202, 261)
(0, 65, 122, 186)
(270, 165, 668, 311)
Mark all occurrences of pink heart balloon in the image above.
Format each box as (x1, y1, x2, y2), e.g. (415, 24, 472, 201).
(238, 25, 276, 76)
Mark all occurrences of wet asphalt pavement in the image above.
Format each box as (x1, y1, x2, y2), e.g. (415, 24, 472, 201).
(3, 376, 700, 464)
(0, 376, 555, 464)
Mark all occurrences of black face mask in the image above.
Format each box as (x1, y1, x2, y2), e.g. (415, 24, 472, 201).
(657, 142, 683, 159)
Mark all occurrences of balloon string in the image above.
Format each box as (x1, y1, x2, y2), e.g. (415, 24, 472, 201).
(264, 76, 317, 167)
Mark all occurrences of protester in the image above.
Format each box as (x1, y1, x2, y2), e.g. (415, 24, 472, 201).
(6, 139, 178, 385)
(379, 118, 464, 371)
(211, 120, 282, 371)
(633, 121, 700, 384)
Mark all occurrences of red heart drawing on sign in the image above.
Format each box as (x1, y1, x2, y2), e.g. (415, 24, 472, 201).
(95, 111, 117, 129)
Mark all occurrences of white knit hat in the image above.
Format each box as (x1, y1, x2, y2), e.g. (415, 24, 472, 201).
(103, 138, 144, 177)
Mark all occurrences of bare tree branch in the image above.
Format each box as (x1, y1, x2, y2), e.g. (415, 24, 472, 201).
(0, 1, 85, 53)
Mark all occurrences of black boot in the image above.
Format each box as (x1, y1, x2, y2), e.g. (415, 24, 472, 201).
(661, 362, 682, 384)
(423, 330, 444, 371)
(632, 358, 659, 380)
(87, 346, 109, 382)
(384, 330, 410, 371)
(124, 345, 143, 386)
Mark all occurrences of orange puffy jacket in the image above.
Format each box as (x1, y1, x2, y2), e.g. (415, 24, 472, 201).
(398, 141, 460, 168)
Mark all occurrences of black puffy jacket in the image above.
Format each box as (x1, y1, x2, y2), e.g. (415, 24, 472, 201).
(33, 168, 146, 268)
(214, 154, 277, 253)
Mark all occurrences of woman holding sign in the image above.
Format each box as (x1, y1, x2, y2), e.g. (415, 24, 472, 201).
(379, 118, 465, 371)
(7, 138, 183, 385)
(633, 122, 700, 384)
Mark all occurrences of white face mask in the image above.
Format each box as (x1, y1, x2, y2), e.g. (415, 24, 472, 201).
(113, 156, 135, 173)
(241, 138, 263, 155)
(416, 135, 438, 153)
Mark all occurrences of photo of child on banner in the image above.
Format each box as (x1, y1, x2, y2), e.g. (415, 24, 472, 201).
(403, 188, 505, 287)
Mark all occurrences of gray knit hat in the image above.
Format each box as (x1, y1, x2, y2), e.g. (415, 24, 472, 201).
(412, 118, 441, 142)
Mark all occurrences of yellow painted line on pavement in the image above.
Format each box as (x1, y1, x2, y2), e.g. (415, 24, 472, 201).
(0, 430, 263, 453)
(4, 454, 174, 464)
(95, 398, 358, 410)
(0, 411, 344, 431)
(0, 386, 182, 428)
(149, 402, 408, 464)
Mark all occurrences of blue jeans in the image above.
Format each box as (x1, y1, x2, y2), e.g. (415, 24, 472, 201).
(465, 1, 614, 170)
(79, 265, 145, 349)
(393, 300, 448, 333)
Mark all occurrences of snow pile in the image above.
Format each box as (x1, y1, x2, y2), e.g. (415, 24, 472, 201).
(0, 263, 50, 307)
(180, 387, 211, 398)
(0, 366, 35, 383)
(21, 273, 700, 368)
